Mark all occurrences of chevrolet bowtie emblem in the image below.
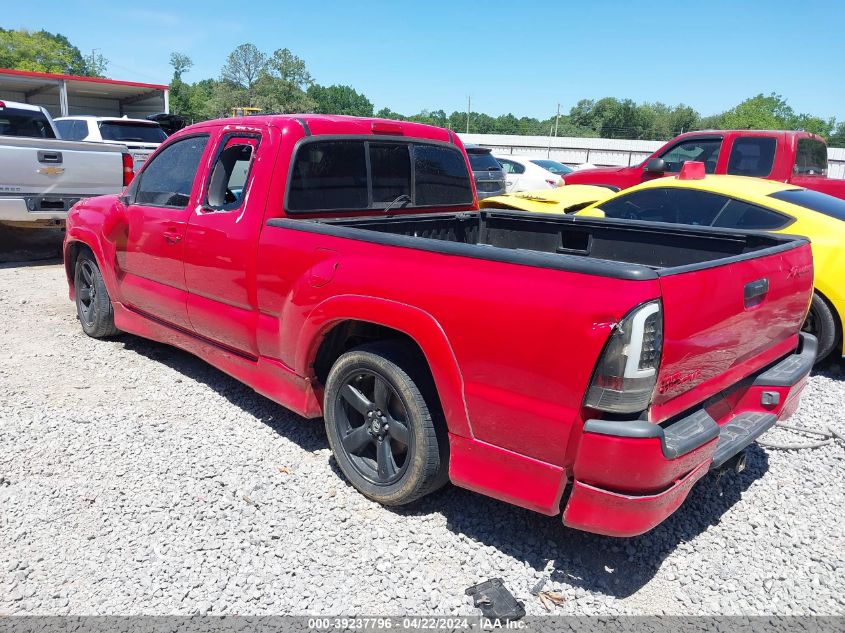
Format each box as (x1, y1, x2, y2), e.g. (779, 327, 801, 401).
(37, 166, 65, 176)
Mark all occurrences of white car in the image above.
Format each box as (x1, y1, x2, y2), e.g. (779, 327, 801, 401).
(54, 116, 166, 168)
(494, 155, 574, 192)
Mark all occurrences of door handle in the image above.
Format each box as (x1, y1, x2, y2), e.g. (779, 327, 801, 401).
(37, 150, 63, 164)
(744, 278, 769, 308)
(163, 230, 182, 244)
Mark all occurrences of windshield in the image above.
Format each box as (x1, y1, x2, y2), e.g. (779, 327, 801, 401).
(530, 159, 573, 175)
(769, 188, 845, 222)
(98, 121, 167, 143)
(0, 108, 56, 138)
(468, 151, 502, 171)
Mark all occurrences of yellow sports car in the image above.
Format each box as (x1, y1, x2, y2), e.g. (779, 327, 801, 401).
(479, 184, 613, 214)
(574, 168, 845, 360)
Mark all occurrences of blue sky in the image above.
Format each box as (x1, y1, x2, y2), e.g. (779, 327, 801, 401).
(6, 0, 844, 121)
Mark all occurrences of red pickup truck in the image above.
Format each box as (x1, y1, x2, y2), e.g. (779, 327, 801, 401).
(564, 129, 845, 200)
(63, 115, 816, 537)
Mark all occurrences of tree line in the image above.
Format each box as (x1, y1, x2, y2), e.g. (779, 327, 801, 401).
(0, 27, 108, 77)
(2, 29, 844, 147)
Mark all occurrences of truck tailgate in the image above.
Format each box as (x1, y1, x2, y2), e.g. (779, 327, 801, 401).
(0, 137, 125, 196)
(650, 240, 814, 421)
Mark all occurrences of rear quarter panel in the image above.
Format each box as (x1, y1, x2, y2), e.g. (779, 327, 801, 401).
(255, 225, 662, 467)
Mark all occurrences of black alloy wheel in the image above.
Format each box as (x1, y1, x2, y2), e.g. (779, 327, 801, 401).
(334, 369, 411, 485)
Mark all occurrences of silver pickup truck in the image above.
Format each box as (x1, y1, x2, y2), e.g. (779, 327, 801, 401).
(0, 100, 132, 227)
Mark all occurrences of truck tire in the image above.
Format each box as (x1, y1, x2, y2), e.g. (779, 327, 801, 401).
(803, 292, 838, 362)
(74, 251, 119, 339)
(323, 341, 448, 506)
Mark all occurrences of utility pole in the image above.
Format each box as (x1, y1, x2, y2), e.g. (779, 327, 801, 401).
(554, 103, 560, 137)
(90, 49, 100, 73)
(466, 96, 471, 134)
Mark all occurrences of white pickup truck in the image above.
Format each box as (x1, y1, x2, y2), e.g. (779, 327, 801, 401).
(0, 100, 133, 227)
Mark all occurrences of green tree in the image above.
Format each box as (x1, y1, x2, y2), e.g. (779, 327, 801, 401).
(0, 28, 107, 76)
(170, 52, 192, 81)
(253, 48, 314, 113)
(569, 97, 652, 139)
(828, 121, 845, 148)
(720, 93, 796, 130)
(220, 43, 267, 105)
(375, 107, 405, 121)
(168, 52, 194, 119)
(308, 84, 373, 116)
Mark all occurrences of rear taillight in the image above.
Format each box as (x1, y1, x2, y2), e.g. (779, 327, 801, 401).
(122, 153, 135, 186)
(585, 300, 663, 414)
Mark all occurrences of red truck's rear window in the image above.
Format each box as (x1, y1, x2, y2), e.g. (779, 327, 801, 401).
(287, 139, 473, 212)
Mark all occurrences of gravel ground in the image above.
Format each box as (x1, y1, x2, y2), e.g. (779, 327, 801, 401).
(0, 260, 843, 616)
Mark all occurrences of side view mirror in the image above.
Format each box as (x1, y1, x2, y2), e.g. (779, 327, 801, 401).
(645, 158, 666, 173)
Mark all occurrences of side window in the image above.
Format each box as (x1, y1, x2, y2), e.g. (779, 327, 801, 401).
(75, 120, 90, 140)
(498, 159, 525, 174)
(55, 119, 87, 140)
(597, 188, 729, 226)
(597, 189, 671, 221)
(660, 138, 722, 173)
(727, 137, 777, 177)
(55, 120, 73, 139)
(205, 135, 258, 211)
(134, 135, 209, 208)
(712, 199, 790, 230)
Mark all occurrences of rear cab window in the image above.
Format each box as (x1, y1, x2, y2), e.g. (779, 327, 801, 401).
(727, 137, 777, 177)
(287, 138, 473, 212)
(793, 138, 828, 176)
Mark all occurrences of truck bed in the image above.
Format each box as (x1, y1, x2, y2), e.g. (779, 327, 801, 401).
(268, 210, 806, 279)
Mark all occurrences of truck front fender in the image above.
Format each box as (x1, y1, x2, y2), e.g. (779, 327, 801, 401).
(296, 294, 473, 438)
(64, 224, 118, 303)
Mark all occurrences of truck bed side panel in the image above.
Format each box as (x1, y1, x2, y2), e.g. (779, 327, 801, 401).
(256, 225, 661, 467)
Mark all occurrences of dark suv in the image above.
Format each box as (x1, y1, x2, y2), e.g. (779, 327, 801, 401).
(465, 145, 506, 199)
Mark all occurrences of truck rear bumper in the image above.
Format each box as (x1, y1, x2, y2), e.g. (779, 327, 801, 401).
(0, 196, 76, 223)
(562, 333, 816, 537)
